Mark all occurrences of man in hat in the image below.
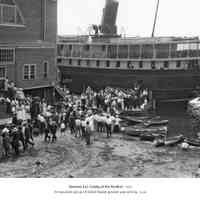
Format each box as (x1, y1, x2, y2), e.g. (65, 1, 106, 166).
(85, 121, 91, 145)
(106, 115, 112, 138)
(24, 122, 34, 150)
(18, 126, 25, 151)
(50, 121, 57, 143)
(11, 127, 20, 156)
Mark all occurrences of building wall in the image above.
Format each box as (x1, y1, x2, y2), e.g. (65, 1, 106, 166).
(14, 47, 57, 89)
(46, 0, 57, 43)
(0, 0, 57, 92)
(0, 0, 57, 43)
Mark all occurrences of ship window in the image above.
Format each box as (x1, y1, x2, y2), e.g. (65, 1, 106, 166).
(139, 61, 143, 68)
(176, 61, 181, 68)
(96, 60, 100, 67)
(78, 59, 81, 66)
(127, 61, 131, 69)
(107, 45, 117, 58)
(86, 60, 90, 66)
(118, 45, 128, 58)
(106, 60, 110, 67)
(69, 45, 72, 51)
(164, 61, 169, 68)
(142, 45, 154, 59)
(130, 45, 140, 58)
(116, 61, 120, 68)
(155, 44, 170, 58)
(151, 61, 156, 69)
(69, 59, 72, 65)
(84, 45, 90, 51)
(57, 58, 62, 63)
(102, 45, 106, 51)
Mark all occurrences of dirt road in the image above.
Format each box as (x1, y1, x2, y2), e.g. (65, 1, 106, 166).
(0, 131, 200, 178)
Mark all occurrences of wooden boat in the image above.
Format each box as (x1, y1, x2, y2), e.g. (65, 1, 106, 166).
(123, 125, 167, 137)
(185, 138, 200, 147)
(164, 135, 185, 146)
(119, 109, 149, 117)
(140, 133, 165, 142)
(144, 119, 169, 127)
(120, 116, 145, 125)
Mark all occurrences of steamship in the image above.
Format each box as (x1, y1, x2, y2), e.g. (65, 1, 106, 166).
(57, 0, 200, 101)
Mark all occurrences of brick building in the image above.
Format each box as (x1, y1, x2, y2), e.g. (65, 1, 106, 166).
(0, 0, 57, 99)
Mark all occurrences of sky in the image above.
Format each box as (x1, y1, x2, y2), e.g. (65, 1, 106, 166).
(58, 0, 200, 37)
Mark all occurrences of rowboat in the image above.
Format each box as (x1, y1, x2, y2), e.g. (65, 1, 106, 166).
(164, 135, 185, 146)
(120, 116, 145, 125)
(185, 138, 200, 147)
(140, 133, 165, 142)
(123, 125, 167, 137)
(144, 119, 169, 127)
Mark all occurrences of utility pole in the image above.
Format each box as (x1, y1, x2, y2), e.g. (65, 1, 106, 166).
(152, 0, 160, 38)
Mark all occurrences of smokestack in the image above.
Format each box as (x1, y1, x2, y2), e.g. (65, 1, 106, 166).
(100, 0, 119, 35)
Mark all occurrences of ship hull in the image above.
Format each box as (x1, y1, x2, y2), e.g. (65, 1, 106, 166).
(59, 66, 200, 100)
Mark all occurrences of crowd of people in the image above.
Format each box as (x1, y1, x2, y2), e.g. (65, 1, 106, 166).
(0, 83, 151, 159)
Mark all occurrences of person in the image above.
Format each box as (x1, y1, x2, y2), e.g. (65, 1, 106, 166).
(194, 164, 200, 178)
(11, 127, 20, 156)
(24, 122, 34, 150)
(114, 115, 121, 133)
(2, 128, 10, 157)
(69, 113, 76, 135)
(105, 115, 112, 138)
(85, 121, 91, 145)
(50, 121, 57, 143)
(44, 124, 51, 142)
(60, 121, 66, 136)
(38, 114, 46, 135)
(12, 113, 18, 125)
(18, 126, 25, 151)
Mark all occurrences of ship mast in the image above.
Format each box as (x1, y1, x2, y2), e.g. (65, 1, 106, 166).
(151, 0, 160, 37)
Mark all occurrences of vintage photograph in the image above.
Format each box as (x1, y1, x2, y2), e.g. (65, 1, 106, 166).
(0, 0, 200, 178)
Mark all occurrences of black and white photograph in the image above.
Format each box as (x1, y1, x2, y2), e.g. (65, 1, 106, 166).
(1, 0, 200, 187)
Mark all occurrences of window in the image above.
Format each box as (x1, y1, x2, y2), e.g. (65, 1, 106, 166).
(96, 60, 100, 67)
(23, 64, 36, 80)
(0, 67, 6, 78)
(86, 60, 90, 66)
(78, 59, 81, 66)
(102, 45, 106, 51)
(139, 61, 143, 68)
(0, 48, 14, 64)
(57, 58, 62, 63)
(69, 45, 72, 51)
(164, 61, 169, 68)
(43, 61, 49, 78)
(127, 61, 131, 68)
(176, 61, 181, 68)
(84, 45, 90, 51)
(116, 61, 120, 68)
(0, 2, 25, 26)
(69, 59, 72, 65)
(106, 60, 110, 67)
(151, 61, 156, 69)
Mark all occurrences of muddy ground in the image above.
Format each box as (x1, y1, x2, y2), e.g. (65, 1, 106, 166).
(0, 131, 200, 178)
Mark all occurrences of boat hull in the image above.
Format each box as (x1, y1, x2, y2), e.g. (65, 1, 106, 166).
(58, 66, 200, 100)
